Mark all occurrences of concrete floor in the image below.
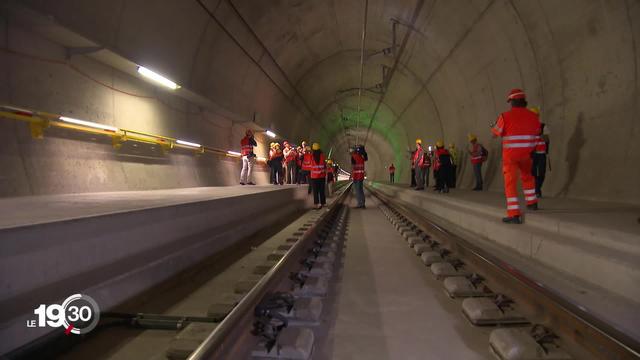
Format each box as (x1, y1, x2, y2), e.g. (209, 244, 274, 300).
(316, 191, 492, 360)
(371, 182, 640, 344)
(0, 185, 303, 229)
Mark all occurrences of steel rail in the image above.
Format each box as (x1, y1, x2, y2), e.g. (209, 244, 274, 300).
(187, 183, 352, 360)
(368, 185, 640, 360)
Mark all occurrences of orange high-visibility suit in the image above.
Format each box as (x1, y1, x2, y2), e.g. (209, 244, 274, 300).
(492, 108, 542, 217)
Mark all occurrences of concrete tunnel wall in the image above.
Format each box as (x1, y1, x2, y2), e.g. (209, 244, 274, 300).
(0, 0, 639, 205)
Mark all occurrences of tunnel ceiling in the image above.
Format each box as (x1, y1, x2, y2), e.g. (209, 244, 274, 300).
(10, 0, 640, 203)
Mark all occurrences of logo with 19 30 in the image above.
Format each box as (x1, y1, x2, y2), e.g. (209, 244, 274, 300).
(28, 294, 100, 335)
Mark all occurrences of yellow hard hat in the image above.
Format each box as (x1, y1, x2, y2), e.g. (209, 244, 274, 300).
(312, 143, 321, 150)
(327, 159, 333, 165)
(529, 106, 540, 115)
(274, 143, 280, 148)
(269, 142, 275, 147)
(436, 140, 444, 148)
(415, 138, 422, 144)
(467, 133, 477, 142)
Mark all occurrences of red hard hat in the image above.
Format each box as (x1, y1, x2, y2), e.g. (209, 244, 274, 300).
(283, 141, 289, 146)
(507, 88, 526, 102)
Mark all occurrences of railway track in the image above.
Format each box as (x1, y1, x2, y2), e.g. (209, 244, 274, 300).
(368, 186, 640, 360)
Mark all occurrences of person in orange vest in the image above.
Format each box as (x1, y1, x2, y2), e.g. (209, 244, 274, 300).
(529, 107, 549, 198)
(388, 163, 396, 183)
(412, 139, 430, 190)
(239, 129, 257, 185)
(270, 143, 284, 185)
(492, 89, 542, 224)
(309, 143, 327, 209)
(282, 141, 297, 184)
(295, 145, 304, 185)
(351, 144, 368, 208)
(433, 140, 452, 193)
(326, 159, 336, 196)
(467, 134, 487, 191)
(301, 142, 313, 194)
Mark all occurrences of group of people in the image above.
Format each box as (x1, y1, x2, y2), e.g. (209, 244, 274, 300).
(403, 140, 465, 193)
(394, 88, 549, 224)
(238, 131, 340, 209)
(241, 87, 548, 224)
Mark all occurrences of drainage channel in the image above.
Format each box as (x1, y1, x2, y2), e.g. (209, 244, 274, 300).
(185, 184, 353, 359)
(369, 187, 640, 360)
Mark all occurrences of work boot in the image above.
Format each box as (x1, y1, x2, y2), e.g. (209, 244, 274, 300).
(527, 203, 539, 211)
(502, 216, 522, 224)
(248, 182, 256, 185)
(240, 182, 246, 185)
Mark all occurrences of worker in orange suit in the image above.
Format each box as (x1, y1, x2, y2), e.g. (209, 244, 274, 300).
(492, 89, 542, 224)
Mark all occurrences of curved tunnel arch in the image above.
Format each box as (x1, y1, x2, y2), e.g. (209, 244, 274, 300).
(3, 0, 639, 204)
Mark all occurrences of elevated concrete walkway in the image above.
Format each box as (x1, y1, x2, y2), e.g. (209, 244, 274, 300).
(0, 185, 311, 354)
(367, 181, 640, 342)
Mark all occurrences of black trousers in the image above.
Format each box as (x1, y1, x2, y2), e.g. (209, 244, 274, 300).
(271, 162, 283, 184)
(473, 163, 483, 189)
(410, 168, 416, 187)
(450, 165, 457, 188)
(311, 178, 326, 205)
(389, 173, 395, 183)
(532, 154, 546, 196)
(436, 165, 451, 190)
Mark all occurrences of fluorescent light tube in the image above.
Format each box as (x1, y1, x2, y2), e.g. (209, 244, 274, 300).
(176, 139, 201, 148)
(227, 150, 242, 156)
(265, 130, 276, 138)
(59, 116, 118, 132)
(137, 66, 180, 90)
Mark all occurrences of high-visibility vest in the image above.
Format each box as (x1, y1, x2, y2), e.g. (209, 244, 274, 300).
(413, 148, 430, 168)
(284, 148, 297, 162)
(534, 136, 547, 154)
(240, 136, 254, 156)
(470, 143, 484, 164)
(352, 153, 366, 181)
(302, 152, 312, 171)
(492, 108, 542, 159)
(310, 153, 326, 179)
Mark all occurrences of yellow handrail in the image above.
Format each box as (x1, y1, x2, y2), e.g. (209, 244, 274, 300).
(0, 104, 265, 162)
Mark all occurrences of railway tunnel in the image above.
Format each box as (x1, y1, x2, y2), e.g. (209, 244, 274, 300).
(0, 0, 639, 359)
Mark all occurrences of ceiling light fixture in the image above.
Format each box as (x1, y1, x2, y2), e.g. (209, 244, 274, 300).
(137, 66, 181, 90)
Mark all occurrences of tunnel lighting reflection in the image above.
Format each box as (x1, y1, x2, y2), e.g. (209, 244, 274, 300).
(227, 150, 242, 156)
(176, 139, 201, 148)
(137, 66, 180, 90)
(59, 116, 118, 132)
(265, 130, 277, 138)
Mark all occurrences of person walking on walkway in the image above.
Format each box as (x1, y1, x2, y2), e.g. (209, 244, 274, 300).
(412, 139, 430, 190)
(239, 129, 257, 185)
(448, 143, 458, 188)
(492, 89, 542, 224)
(467, 134, 487, 191)
(529, 107, 549, 198)
(309, 143, 327, 209)
(283, 141, 297, 184)
(434, 140, 452, 193)
(388, 163, 396, 183)
(326, 159, 336, 196)
(351, 144, 368, 208)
